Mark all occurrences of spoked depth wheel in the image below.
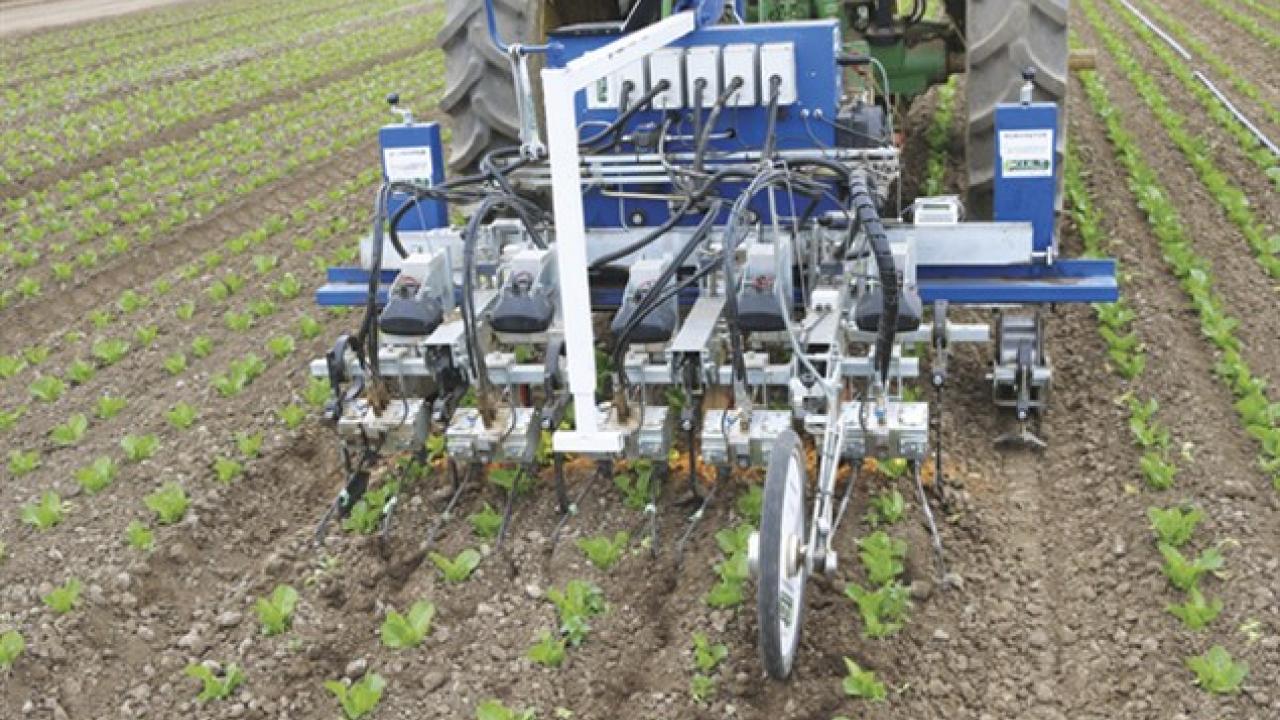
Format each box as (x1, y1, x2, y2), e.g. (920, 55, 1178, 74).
(754, 429, 808, 680)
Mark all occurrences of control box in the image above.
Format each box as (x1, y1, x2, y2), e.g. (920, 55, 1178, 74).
(378, 122, 447, 232)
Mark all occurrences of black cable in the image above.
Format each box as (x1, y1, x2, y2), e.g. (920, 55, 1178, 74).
(849, 172, 899, 384)
(762, 75, 783, 162)
(580, 79, 670, 152)
(693, 76, 744, 178)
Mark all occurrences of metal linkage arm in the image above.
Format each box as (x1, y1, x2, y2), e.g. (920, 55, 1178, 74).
(542, 11, 699, 455)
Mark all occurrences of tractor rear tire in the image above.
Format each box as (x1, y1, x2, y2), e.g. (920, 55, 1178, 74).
(964, 0, 1069, 220)
(437, 0, 539, 175)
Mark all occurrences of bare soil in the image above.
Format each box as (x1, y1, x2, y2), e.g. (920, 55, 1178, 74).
(0, 0, 201, 37)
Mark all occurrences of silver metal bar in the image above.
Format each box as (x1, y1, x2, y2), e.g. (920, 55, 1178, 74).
(1118, 0, 1192, 61)
(1195, 71, 1280, 157)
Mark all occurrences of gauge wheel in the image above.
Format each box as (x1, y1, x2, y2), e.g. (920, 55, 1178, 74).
(756, 428, 808, 680)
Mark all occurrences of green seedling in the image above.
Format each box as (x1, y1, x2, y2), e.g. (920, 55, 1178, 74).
(305, 377, 331, 407)
(214, 457, 243, 484)
(692, 632, 728, 674)
(267, 335, 295, 359)
(475, 698, 536, 720)
(735, 484, 763, 524)
(145, 482, 188, 525)
(23, 346, 49, 365)
(690, 674, 716, 704)
(1159, 542, 1224, 591)
(135, 326, 158, 348)
(125, 521, 154, 551)
(92, 338, 129, 366)
(176, 300, 196, 321)
(841, 658, 887, 701)
(528, 630, 566, 668)
(0, 630, 24, 669)
(576, 531, 629, 571)
(75, 457, 118, 494)
(866, 489, 905, 526)
(468, 503, 503, 539)
(224, 310, 254, 331)
(166, 402, 198, 430)
(117, 290, 147, 314)
(0, 355, 26, 379)
(858, 531, 907, 586)
(191, 336, 214, 358)
(299, 314, 323, 340)
(548, 580, 606, 647)
(274, 274, 302, 300)
(1147, 505, 1203, 547)
(1167, 587, 1223, 631)
(30, 375, 66, 403)
(121, 433, 159, 462)
(43, 578, 82, 614)
(184, 663, 245, 702)
(96, 395, 126, 419)
(236, 431, 264, 458)
(1186, 645, 1247, 694)
(846, 582, 910, 638)
(21, 490, 64, 529)
(489, 466, 535, 495)
(9, 448, 40, 476)
(381, 600, 435, 649)
(326, 673, 386, 720)
(256, 585, 299, 636)
(1140, 451, 1177, 490)
(430, 549, 481, 583)
(279, 404, 306, 429)
(66, 359, 95, 385)
(249, 299, 276, 319)
(342, 482, 397, 534)
(613, 461, 654, 511)
(1, 406, 27, 432)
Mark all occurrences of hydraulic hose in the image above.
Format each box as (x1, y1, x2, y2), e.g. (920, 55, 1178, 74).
(692, 76, 744, 178)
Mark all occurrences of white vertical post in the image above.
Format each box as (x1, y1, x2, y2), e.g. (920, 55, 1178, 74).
(542, 12, 698, 455)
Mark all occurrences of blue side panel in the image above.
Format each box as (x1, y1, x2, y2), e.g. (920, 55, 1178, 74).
(379, 122, 447, 231)
(917, 259, 1119, 304)
(994, 102, 1058, 255)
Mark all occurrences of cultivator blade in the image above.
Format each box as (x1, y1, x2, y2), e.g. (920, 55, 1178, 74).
(912, 462, 948, 582)
(994, 421, 1048, 451)
(426, 460, 472, 549)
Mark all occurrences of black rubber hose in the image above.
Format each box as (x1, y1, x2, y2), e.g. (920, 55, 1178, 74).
(849, 172, 899, 384)
(580, 79, 671, 152)
(692, 76, 744, 178)
(762, 75, 783, 162)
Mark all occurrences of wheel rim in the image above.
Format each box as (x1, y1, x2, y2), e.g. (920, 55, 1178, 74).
(775, 451, 805, 654)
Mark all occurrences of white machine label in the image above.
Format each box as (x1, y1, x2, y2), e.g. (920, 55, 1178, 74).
(998, 129, 1054, 178)
(383, 146, 433, 183)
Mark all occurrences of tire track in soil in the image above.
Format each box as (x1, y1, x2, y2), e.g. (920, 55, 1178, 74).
(0, 139, 377, 351)
(3, 35, 437, 201)
(1073, 9, 1280, 402)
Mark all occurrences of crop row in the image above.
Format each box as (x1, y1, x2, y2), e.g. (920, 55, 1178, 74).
(0, 51, 444, 296)
(3, 0, 267, 62)
(1069, 148, 1249, 695)
(0, 9, 442, 185)
(1065, 151, 1181, 490)
(923, 78, 957, 197)
(1134, 0, 1280, 128)
(0, 164, 378, 439)
(1087, 0, 1280, 280)
(1196, 0, 1280, 49)
(3, 0, 420, 123)
(1106, 0, 1278, 179)
(1234, 0, 1280, 23)
(1077, 61, 1280, 488)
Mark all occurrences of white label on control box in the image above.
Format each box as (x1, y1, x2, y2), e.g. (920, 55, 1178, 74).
(998, 129, 1054, 178)
(722, 44, 758, 107)
(383, 146, 433, 183)
(648, 48, 685, 109)
(585, 59, 648, 110)
(684, 46, 721, 107)
(759, 42, 797, 105)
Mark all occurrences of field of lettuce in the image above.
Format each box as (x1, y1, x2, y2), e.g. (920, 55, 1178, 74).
(0, 1, 1277, 719)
